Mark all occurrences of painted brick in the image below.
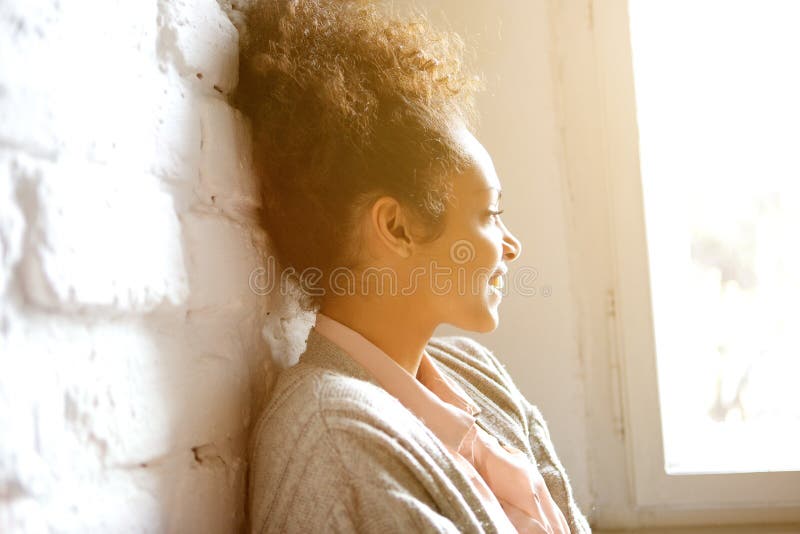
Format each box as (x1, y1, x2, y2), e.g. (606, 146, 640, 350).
(0, 1, 269, 532)
(157, 0, 239, 94)
(197, 97, 260, 222)
(12, 157, 189, 313)
(0, 158, 25, 294)
(0, 1, 160, 159)
(180, 211, 261, 310)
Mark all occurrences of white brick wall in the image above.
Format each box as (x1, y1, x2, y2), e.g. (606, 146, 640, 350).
(0, 1, 309, 531)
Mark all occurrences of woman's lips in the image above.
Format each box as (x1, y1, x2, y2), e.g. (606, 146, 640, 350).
(489, 272, 505, 290)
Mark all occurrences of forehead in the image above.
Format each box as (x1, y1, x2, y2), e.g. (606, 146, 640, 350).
(452, 126, 502, 196)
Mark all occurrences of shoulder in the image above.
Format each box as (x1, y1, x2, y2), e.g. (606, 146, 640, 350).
(427, 335, 551, 436)
(251, 361, 420, 454)
(426, 335, 530, 435)
(426, 335, 524, 401)
(249, 360, 456, 484)
(248, 363, 461, 533)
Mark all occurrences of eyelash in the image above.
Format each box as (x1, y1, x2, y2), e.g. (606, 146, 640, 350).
(488, 209, 504, 218)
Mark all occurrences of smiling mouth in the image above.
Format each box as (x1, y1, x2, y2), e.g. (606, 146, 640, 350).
(489, 272, 505, 291)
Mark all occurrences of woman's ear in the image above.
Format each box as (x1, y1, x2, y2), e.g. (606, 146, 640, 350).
(370, 196, 413, 259)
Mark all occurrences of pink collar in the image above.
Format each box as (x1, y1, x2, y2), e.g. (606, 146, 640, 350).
(313, 313, 481, 451)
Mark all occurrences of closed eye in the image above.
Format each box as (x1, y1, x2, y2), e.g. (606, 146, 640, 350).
(488, 209, 504, 218)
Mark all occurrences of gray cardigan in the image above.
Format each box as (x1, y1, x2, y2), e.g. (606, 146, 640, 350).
(248, 328, 592, 533)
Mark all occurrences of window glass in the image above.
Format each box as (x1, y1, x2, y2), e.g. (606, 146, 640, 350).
(629, 0, 800, 474)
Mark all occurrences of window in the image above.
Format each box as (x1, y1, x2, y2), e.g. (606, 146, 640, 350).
(628, 0, 800, 477)
(554, 0, 800, 526)
(610, 0, 800, 515)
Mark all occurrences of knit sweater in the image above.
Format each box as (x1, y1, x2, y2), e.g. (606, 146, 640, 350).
(248, 328, 592, 533)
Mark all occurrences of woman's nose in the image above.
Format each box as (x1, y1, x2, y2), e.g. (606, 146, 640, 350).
(502, 225, 522, 263)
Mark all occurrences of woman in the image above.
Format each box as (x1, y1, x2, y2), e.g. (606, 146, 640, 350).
(236, 0, 591, 532)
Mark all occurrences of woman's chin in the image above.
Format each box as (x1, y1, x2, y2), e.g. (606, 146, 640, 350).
(474, 318, 499, 333)
(437, 293, 502, 333)
(458, 304, 500, 333)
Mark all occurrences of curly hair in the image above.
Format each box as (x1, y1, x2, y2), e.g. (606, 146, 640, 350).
(235, 0, 481, 309)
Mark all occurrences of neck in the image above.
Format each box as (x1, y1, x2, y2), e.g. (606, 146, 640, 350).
(319, 296, 437, 376)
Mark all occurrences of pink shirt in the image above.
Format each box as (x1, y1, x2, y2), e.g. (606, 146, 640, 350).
(313, 313, 571, 534)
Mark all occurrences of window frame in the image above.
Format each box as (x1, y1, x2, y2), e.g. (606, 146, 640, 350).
(553, 0, 800, 527)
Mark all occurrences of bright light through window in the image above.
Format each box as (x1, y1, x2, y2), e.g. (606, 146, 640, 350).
(629, 0, 800, 474)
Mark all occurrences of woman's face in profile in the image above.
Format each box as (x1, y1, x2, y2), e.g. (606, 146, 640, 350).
(415, 127, 522, 333)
